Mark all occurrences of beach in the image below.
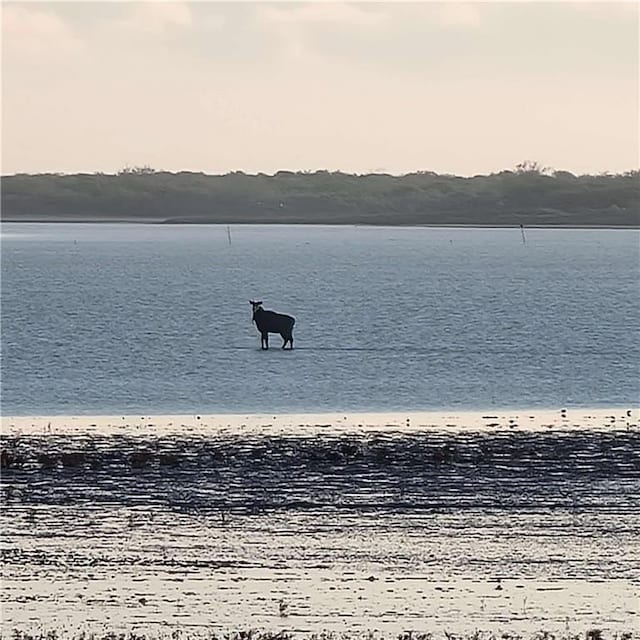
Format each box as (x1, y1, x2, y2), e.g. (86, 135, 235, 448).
(2, 408, 638, 637)
(3, 407, 638, 437)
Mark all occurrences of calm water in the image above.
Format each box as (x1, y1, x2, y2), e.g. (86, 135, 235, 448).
(1, 223, 638, 415)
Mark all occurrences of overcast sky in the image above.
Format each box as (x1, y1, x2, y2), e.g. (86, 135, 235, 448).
(2, 1, 638, 176)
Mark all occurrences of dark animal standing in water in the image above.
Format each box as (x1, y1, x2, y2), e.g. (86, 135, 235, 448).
(250, 300, 295, 350)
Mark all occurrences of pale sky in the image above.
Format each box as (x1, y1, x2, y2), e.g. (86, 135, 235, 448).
(2, 1, 638, 176)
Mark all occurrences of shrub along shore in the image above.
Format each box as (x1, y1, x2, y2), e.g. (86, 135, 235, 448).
(1, 166, 638, 227)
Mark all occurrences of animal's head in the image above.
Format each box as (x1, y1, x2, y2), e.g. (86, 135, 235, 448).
(249, 300, 263, 314)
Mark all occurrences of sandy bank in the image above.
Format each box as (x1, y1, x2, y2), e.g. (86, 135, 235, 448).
(2, 407, 637, 437)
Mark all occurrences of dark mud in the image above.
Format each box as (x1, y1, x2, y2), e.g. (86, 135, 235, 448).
(2, 430, 639, 515)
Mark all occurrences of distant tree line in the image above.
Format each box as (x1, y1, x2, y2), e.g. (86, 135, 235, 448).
(1, 163, 638, 226)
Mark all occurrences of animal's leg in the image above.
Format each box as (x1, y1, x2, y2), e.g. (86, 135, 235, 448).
(261, 332, 269, 349)
(280, 332, 288, 349)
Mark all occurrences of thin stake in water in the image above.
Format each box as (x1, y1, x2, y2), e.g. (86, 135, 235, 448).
(520, 224, 527, 245)
(227, 225, 232, 245)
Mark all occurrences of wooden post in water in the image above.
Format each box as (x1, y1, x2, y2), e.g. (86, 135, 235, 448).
(520, 224, 527, 245)
(227, 225, 232, 246)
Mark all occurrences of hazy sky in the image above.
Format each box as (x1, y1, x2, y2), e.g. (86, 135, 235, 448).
(2, 1, 638, 176)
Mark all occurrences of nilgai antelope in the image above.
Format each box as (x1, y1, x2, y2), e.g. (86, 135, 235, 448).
(250, 300, 295, 350)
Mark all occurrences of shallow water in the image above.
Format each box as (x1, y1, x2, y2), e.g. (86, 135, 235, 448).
(2, 224, 639, 415)
(2, 412, 639, 636)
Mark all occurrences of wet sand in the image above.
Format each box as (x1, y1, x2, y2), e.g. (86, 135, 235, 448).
(2, 408, 639, 637)
(3, 407, 638, 437)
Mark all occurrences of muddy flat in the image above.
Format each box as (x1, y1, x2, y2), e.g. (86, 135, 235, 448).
(2, 409, 638, 636)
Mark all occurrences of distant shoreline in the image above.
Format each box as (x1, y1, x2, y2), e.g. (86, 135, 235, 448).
(2, 218, 639, 229)
(3, 169, 638, 227)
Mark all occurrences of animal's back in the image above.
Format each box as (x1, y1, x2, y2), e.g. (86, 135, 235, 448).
(261, 309, 295, 327)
